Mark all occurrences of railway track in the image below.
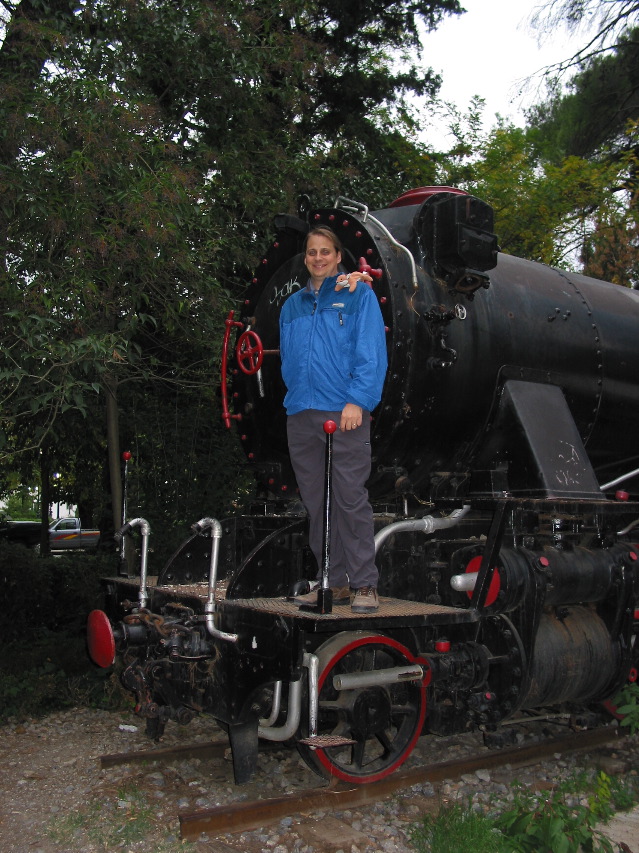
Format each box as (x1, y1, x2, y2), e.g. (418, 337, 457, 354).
(99, 722, 625, 841)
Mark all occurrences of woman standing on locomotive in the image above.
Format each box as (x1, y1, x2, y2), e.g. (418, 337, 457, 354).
(279, 226, 387, 612)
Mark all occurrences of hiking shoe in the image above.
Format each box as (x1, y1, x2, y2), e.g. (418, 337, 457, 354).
(351, 586, 379, 613)
(293, 582, 351, 606)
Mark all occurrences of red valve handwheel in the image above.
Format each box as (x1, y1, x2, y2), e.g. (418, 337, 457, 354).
(236, 330, 264, 375)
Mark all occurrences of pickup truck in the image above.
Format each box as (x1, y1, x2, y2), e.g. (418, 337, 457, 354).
(0, 517, 100, 551)
(48, 517, 100, 551)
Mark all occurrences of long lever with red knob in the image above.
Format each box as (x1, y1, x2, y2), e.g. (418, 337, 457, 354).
(299, 420, 337, 615)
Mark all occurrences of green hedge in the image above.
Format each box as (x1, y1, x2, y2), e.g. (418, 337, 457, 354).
(0, 543, 130, 720)
(0, 542, 116, 642)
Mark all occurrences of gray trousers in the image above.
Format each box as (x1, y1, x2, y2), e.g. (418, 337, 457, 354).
(287, 409, 379, 589)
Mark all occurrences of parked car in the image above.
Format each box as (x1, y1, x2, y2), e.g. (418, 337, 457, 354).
(0, 519, 41, 548)
(0, 517, 100, 551)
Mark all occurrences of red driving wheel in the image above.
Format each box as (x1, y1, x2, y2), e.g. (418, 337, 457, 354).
(297, 632, 427, 784)
(235, 330, 264, 375)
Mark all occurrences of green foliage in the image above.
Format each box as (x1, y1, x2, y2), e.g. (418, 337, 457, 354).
(0, 542, 113, 642)
(494, 773, 622, 853)
(411, 771, 639, 853)
(118, 385, 253, 566)
(1, 543, 55, 641)
(0, 543, 132, 721)
(0, 651, 128, 721)
(612, 681, 639, 734)
(4, 488, 42, 519)
(432, 99, 639, 273)
(0, 0, 461, 535)
(528, 24, 639, 162)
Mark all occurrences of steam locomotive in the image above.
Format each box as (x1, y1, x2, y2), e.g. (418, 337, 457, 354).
(87, 186, 639, 785)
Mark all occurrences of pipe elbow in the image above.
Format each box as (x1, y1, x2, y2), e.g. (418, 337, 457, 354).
(191, 517, 222, 538)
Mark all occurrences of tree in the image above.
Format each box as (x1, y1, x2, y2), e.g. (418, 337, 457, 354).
(431, 101, 639, 273)
(521, 6, 639, 285)
(581, 171, 639, 288)
(529, 0, 639, 77)
(527, 25, 639, 162)
(0, 0, 463, 552)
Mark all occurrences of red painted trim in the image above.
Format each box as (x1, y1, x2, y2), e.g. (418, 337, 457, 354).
(389, 186, 467, 208)
(87, 610, 116, 668)
(221, 310, 244, 428)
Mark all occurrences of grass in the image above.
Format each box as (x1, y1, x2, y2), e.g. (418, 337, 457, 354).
(47, 782, 193, 851)
(410, 801, 511, 852)
(410, 769, 639, 853)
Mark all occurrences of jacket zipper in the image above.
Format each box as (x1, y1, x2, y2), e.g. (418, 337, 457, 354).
(307, 294, 319, 402)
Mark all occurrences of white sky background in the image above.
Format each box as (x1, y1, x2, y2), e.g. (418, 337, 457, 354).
(418, 0, 576, 148)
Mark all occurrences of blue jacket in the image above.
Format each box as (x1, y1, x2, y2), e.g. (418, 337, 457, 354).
(279, 275, 388, 415)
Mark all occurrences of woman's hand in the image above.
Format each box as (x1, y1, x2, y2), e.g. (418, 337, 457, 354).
(335, 271, 373, 293)
(340, 403, 363, 431)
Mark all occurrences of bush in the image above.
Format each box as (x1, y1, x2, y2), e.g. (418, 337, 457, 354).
(0, 542, 117, 642)
(0, 543, 127, 721)
(0, 639, 131, 721)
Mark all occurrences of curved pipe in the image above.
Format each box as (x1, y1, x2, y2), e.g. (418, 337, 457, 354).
(115, 518, 151, 609)
(257, 677, 302, 741)
(259, 681, 282, 728)
(374, 505, 471, 554)
(335, 196, 418, 290)
(220, 311, 244, 428)
(257, 652, 319, 741)
(600, 466, 639, 491)
(192, 516, 238, 643)
(617, 518, 639, 537)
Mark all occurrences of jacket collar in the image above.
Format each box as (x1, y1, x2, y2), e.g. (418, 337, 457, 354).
(305, 274, 339, 300)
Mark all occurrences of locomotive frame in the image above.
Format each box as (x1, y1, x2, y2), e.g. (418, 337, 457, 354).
(88, 187, 639, 785)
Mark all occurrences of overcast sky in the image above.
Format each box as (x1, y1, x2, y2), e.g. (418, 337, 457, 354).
(419, 0, 574, 147)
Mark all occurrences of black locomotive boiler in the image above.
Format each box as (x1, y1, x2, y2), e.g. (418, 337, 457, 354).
(88, 187, 639, 785)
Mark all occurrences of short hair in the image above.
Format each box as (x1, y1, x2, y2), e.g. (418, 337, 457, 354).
(304, 226, 343, 255)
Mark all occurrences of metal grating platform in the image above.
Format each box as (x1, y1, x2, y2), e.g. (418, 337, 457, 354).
(221, 595, 477, 622)
(107, 579, 477, 624)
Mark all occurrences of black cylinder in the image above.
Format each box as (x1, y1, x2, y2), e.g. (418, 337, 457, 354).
(522, 607, 617, 707)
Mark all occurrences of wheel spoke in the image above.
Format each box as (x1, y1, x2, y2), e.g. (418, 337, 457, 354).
(351, 737, 367, 769)
(360, 647, 377, 672)
(390, 703, 417, 717)
(375, 728, 395, 758)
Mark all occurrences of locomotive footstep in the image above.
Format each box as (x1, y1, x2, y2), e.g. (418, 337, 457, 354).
(298, 734, 357, 749)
